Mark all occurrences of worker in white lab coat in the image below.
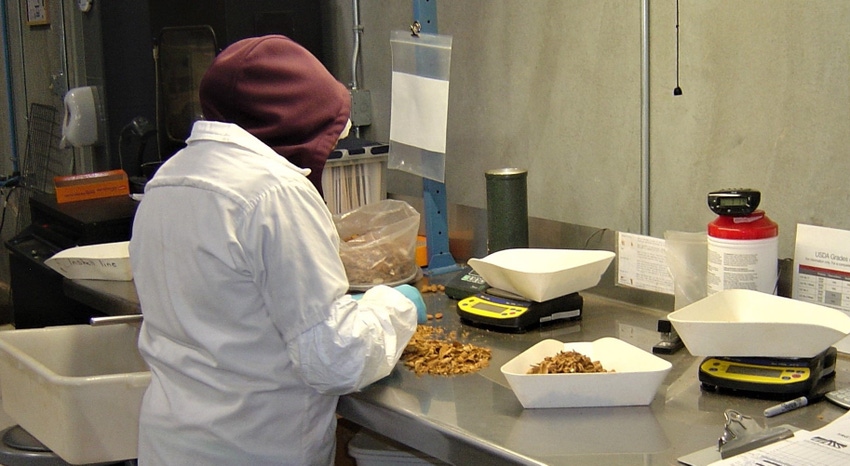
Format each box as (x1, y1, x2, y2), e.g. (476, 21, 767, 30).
(129, 35, 422, 465)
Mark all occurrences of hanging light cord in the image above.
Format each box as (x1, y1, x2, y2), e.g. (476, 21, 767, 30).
(674, 0, 683, 95)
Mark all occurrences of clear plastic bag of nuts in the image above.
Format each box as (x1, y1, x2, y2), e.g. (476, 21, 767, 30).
(334, 199, 420, 288)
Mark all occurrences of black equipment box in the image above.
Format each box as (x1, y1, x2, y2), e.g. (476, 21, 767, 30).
(5, 193, 138, 328)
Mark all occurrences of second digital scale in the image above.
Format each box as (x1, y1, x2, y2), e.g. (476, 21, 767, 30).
(699, 347, 838, 399)
(457, 287, 583, 332)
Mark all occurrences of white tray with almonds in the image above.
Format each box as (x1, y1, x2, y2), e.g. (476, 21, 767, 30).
(500, 338, 672, 408)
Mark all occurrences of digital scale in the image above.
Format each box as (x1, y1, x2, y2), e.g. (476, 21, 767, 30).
(446, 265, 584, 332)
(456, 288, 583, 332)
(707, 188, 761, 216)
(444, 266, 489, 300)
(699, 347, 838, 398)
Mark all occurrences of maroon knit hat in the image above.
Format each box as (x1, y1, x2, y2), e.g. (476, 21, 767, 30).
(199, 35, 351, 193)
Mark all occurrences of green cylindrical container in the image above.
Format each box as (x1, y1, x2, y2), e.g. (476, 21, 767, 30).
(485, 168, 529, 253)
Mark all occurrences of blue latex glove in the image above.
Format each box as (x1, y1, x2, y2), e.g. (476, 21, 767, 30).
(394, 284, 427, 324)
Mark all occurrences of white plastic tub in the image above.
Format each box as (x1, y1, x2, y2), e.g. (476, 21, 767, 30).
(0, 324, 150, 464)
(348, 429, 449, 465)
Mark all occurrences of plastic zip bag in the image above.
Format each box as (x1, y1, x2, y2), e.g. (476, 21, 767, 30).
(335, 199, 421, 289)
(388, 30, 453, 182)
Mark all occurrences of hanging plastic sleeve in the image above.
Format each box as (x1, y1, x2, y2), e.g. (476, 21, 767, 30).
(388, 30, 452, 182)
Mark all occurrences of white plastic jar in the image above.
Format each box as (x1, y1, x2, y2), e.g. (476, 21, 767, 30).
(707, 210, 779, 295)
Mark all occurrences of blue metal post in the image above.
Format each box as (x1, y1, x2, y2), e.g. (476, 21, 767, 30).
(413, 0, 459, 275)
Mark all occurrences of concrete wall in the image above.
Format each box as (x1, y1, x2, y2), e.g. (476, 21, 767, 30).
(0, 1, 848, 314)
(5, 1, 847, 260)
(326, 0, 850, 260)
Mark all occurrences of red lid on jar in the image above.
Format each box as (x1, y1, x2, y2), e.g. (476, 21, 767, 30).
(707, 210, 778, 240)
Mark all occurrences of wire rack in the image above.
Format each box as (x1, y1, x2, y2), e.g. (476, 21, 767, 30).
(20, 104, 65, 192)
(13, 103, 71, 233)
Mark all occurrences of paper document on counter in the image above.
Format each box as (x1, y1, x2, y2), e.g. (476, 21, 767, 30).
(709, 410, 850, 466)
(793, 224, 850, 352)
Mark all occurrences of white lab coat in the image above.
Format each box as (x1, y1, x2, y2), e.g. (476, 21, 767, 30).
(129, 121, 417, 465)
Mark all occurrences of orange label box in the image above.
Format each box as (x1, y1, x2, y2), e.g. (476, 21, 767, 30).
(53, 169, 130, 204)
(416, 235, 428, 267)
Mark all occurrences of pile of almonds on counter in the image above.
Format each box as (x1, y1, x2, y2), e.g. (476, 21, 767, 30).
(401, 325, 491, 376)
(419, 283, 446, 320)
(526, 350, 610, 374)
(419, 283, 445, 294)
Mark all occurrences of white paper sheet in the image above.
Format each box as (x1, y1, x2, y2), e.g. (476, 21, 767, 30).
(616, 232, 675, 294)
(793, 224, 850, 352)
(389, 71, 449, 154)
(709, 410, 850, 466)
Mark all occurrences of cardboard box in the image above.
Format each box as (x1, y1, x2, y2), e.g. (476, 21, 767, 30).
(53, 169, 129, 203)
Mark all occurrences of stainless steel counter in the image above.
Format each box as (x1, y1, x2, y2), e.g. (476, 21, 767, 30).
(337, 289, 850, 466)
(63, 279, 140, 317)
(64, 276, 850, 465)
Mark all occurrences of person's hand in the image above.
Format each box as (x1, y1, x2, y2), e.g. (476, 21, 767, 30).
(394, 284, 427, 323)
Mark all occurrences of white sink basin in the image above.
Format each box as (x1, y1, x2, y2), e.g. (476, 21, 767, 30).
(0, 323, 150, 464)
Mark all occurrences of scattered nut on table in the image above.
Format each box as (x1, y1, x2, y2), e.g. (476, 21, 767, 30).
(419, 284, 445, 293)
